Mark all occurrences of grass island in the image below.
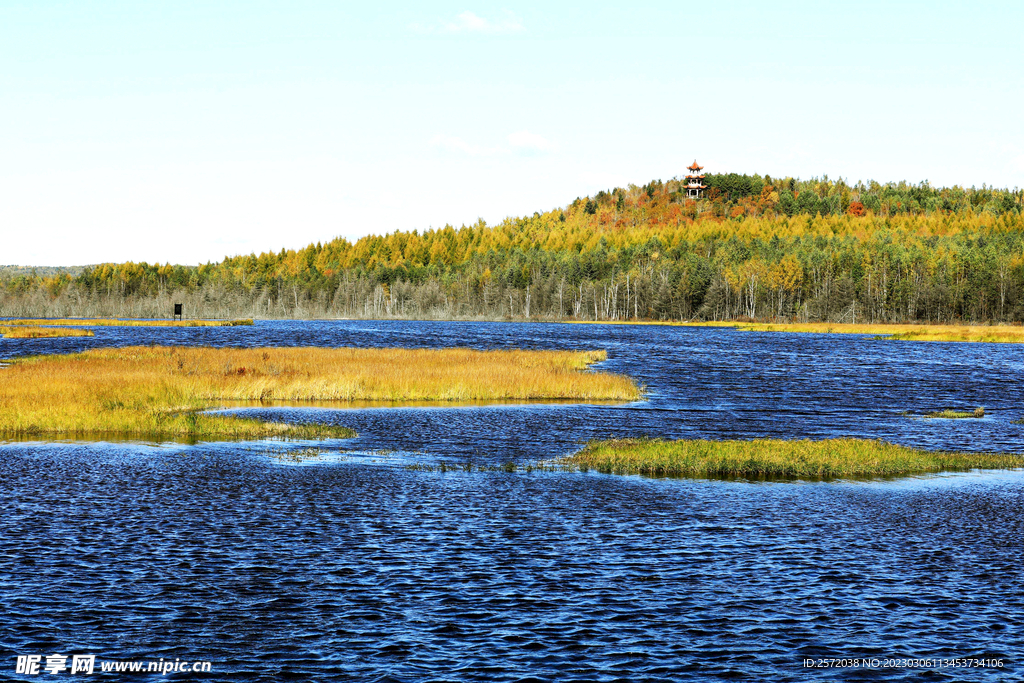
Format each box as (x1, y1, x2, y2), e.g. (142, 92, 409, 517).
(1, 326, 95, 339)
(0, 318, 253, 327)
(0, 345, 640, 440)
(564, 437, 1021, 480)
(920, 407, 986, 419)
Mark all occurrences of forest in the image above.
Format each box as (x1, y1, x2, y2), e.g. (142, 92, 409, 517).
(3, 172, 1024, 323)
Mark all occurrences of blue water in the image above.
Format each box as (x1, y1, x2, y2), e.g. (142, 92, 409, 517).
(2, 321, 1022, 681)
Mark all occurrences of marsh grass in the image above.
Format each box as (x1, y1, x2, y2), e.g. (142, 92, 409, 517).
(0, 326, 94, 339)
(919, 407, 986, 419)
(0, 318, 253, 327)
(0, 345, 638, 440)
(562, 438, 1020, 479)
(406, 461, 531, 474)
(691, 321, 1024, 344)
(565, 320, 1024, 343)
(268, 446, 352, 464)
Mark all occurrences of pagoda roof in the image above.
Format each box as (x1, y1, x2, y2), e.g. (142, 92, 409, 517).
(687, 160, 703, 171)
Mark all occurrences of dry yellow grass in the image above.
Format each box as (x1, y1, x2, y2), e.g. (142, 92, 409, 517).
(0, 326, 94, 339)
(570, 319, 1024, 343)
(1, 318, 252, 327)
(920, 407, 986, 419)
(0, 345, 639, 440)
(731, 322, 1024, 343)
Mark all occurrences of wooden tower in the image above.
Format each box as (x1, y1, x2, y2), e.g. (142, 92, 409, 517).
(685, 160, 706, 199)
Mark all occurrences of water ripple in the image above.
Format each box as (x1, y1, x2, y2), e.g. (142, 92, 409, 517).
(1, 321, 1022, 681)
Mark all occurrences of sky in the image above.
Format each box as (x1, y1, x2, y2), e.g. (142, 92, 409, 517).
(1, 1, 1022, 267)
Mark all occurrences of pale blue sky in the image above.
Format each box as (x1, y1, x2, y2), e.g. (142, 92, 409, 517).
(2, 1, 1022, 266)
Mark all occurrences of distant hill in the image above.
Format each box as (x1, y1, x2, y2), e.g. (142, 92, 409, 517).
(2, 170, 1023, 323)
(0, 265, 87, 278)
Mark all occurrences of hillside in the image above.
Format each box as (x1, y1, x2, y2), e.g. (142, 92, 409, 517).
(0, 265, 86, 278)
(2, 172, 1023, 322)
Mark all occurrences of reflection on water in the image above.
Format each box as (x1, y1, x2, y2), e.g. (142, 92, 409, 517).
(1, 320, 1022, 681)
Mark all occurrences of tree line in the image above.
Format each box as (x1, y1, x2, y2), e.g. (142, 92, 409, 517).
(3, 172, 1023, 323)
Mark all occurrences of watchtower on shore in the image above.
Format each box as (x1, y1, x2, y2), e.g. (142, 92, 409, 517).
(685, 160, 707, 199)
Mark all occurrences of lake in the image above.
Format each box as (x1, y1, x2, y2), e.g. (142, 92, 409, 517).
(2, 321, 1021, 681)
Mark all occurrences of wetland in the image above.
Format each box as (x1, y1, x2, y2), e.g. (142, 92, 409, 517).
(2, 320, 1022, 681)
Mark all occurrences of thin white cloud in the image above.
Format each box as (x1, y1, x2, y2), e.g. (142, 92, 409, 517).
(413, 11, 524, 35)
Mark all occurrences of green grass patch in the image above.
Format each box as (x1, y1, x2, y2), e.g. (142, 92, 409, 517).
(562, 437, 1020, 480)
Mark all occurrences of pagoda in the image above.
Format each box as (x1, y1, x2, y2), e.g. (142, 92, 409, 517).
(685, 160, 706, 199)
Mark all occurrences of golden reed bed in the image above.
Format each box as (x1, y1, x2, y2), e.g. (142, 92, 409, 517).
(0, 346, 640, 440)
(0, 326, 94, 339)
(727, 322, 1024, 343)
(568, 320, 1024, 343)
(0, 318, 252, 327)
